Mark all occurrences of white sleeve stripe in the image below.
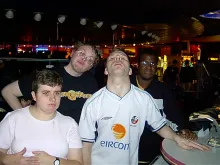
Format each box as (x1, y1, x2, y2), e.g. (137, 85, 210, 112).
(81, 138, 95, 142)
(152, 121, 167, 132)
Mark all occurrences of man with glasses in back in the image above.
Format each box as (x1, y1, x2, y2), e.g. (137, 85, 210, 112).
(130, 48, 197, 164)
(1, 43, 99, 123)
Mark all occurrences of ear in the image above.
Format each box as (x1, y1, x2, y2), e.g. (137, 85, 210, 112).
(70, 52, 73, 58)
(104, 68, 108, 75)
(129, 67, 132, 76)
(31, 91, 37, 102)
(70, 49, 76, 58)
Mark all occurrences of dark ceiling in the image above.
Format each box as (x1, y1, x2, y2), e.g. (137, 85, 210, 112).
(1, 0, 219, 24)
(0, 0, 220, 44)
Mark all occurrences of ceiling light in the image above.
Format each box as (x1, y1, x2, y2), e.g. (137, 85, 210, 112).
(111, 24, 117, 30)
(141, 31, 147, 35)
(96, 21, 103, 28)
(34, 12, 42, 21)
(80, 18, 87, 25)
(58, 15, 66, 23)
(5, 9, 15, 19)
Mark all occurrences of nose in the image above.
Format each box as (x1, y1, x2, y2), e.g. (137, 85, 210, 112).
(115, 55, 121, 61)
(49, 93, 56, 102)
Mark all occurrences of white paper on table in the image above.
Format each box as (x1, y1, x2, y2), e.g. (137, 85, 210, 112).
(198, 128, 209, 137)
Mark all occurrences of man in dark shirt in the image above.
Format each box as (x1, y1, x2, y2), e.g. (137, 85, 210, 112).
(1, 43, 99, 123)
(130, 49, 197, 163)
(163, 59, 180, 90)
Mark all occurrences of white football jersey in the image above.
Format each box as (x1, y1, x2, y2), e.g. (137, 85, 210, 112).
(79, 84, 166, 165)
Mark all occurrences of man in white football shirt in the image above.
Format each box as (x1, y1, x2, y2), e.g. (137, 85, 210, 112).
(79, 49, 209, 165)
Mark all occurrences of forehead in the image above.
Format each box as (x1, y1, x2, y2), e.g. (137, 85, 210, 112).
(37, 84, 62, 91)
(140, 54, 158, 62)
(109, 51, 128, 58)
(77, 46, 96, 57)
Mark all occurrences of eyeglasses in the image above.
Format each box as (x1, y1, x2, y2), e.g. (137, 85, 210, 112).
(76, 51, 95, 65)
(140, 61, 157, 67)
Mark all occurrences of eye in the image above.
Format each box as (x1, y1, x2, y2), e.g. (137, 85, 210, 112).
(141, 61, 147, 65)
(108, 56, 114, 60)
(151, 62, 157, 66)
(55, 91, 61, 95)
(88, 59, 94, 64)
(151, 62, 155, 66)
(120, 56, 127, 60)
(43, 92, 49, 96)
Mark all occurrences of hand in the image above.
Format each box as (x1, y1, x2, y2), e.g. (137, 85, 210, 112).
(174, 134, 210, 151)
(32, 151, 54, 165)
(179, 129, 198, 140)
(20, 99, 32, 108)
(4, 148, 39, 165)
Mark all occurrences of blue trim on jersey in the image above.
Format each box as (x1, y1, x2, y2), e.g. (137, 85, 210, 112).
(106, 85, 132, 100)
(82, 140, 94, 143)
(159, 109, 164, 116)
(94, 121, 98, 142)
(145, 120, 154, 130)
(145, 120, 167, 132)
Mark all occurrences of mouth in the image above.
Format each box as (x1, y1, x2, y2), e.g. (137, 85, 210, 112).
(77, 60, 85, 66)
(113, 62, 123, 67)
(48, 104, 56, 107)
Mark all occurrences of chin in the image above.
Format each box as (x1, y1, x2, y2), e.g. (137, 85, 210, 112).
(74, 65, 87, 73)
(142, 76, 153, 80)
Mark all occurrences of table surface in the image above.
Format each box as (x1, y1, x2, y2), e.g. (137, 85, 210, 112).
(161, 137, 219, 165)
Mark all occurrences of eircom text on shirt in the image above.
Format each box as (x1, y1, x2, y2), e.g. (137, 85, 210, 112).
(100, 124, 130, 150)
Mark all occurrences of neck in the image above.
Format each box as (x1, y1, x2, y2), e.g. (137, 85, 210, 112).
(107, 76, 131, 97)
(29, 105, 56, 121)
(136, 75, 153, 89)
(64, 64, 82, 77)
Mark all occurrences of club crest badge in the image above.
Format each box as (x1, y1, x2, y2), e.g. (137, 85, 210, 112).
(131, 116, 139, 125)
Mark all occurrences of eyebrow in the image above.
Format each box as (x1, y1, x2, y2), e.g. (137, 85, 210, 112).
(41, 90, 61, 92)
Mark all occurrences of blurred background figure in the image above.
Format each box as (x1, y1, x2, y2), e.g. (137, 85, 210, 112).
(163, 59, 180, 91)
(179, 60, 196, 91)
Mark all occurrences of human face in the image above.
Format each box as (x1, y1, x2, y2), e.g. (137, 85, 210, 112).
(70, 45, 96, 74)
(31, 84, 62, 114)
(138, 54, 158, 80)
(105, 50, 132, 77)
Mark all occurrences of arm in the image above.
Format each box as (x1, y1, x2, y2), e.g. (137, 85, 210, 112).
(82, 142, 93, 165)
(1, 148, 39, 165)
(33, 148, 83, 165)
(157, 126, 209, 151)
(1, 80, 23, 110)
(67, 148, 83, 165)
(79, 100, 97, 165)
(0, 149, 7, 165)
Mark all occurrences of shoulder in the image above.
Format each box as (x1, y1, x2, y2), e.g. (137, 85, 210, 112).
(149, 79, 166, 91)
(51, 66, 64, 75)
(2, 107, 28, 121)
(132, 85, 153, 100)
(56, 112, 78, 127)
(84, 87, 105, 106)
